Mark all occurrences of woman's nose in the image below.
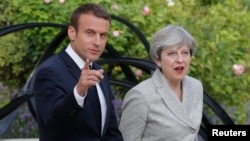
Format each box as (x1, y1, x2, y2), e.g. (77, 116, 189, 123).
(176, 53, 184, 62)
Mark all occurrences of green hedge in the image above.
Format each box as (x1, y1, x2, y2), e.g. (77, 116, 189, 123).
(0, 0, 250, 124)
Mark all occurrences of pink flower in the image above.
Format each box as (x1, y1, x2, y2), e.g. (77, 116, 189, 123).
(113, 30, 120, 37)
(233, 64, 244, 76)
(111, 4, 118, 10)
(142, 6, 150, 16)
(59, 0, 65, 3)
(135, 69, 143, 77)
(167, 0, 175, 6)
(44, 0, 51, 4)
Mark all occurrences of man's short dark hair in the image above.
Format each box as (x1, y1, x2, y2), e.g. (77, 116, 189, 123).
(70, 3, 111, 31)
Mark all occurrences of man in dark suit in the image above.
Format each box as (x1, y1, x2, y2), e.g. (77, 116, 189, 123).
(34, 3, 123, 141)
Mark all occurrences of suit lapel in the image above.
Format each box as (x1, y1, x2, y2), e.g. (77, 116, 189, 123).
(59, 50, 81, 80)
(153, 69, 196, 130)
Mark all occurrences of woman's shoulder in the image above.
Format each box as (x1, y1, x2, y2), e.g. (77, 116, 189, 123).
(184, 75, 203, 88)
(126, 78, 154, 96)
(134, 77, 154, 89)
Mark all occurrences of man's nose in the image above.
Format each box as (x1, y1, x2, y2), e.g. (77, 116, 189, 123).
(93, 35, 101, 46)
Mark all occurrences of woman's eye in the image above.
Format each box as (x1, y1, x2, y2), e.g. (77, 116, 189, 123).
(168, 52, 176, 56)
(182, 51, 190, 56)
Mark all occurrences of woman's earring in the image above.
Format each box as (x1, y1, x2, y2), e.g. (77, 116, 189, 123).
(158, 64, 161, 68)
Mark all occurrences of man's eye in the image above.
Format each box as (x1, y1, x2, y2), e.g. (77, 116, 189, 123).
(87, 31, 94, 35)
(101, 34, 108, 39)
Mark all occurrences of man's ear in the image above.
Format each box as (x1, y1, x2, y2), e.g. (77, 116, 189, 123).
(68, 26, 76, 41)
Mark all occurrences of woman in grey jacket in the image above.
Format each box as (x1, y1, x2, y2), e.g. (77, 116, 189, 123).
(119, 25, 203, 141)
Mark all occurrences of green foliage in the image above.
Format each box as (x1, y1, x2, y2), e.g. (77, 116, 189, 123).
(0, 33, 28, 87)
(0, 0, 250, 125)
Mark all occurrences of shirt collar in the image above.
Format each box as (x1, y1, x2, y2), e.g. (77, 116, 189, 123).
(65, 44, 92, 69)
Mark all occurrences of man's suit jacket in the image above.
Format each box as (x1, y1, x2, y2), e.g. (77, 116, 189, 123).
(34, 49, 123, 141)
(119, 68, 203, 141)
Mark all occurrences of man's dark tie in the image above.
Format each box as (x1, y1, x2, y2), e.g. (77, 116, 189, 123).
(88, 65, 102, 131)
